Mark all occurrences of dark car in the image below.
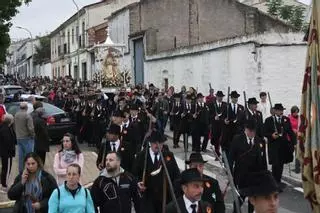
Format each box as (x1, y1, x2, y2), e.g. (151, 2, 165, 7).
(5, 102, 76, 142)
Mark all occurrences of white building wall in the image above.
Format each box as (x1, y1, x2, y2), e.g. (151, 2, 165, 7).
(143, 32, 307, 111)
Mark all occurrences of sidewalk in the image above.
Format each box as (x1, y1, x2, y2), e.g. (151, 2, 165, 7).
(0, 144, 99, 205)
(164, 129, 302, 187)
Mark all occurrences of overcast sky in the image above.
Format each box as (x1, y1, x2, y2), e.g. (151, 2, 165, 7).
(9, 0, 311, 40)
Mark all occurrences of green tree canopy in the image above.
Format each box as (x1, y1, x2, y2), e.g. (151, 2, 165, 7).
(33, 36, 51, 65)
(0, 0, 32, 64)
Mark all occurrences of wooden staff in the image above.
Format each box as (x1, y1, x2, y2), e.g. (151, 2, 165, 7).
(157, 142, 181, 213)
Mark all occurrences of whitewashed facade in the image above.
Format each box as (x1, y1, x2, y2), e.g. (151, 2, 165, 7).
(51, 0, 139, 81)
(142, 32, 306, 111)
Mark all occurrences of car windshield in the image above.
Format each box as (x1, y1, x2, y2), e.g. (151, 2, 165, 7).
(5, 88, 24, 95)
(42, 102, 64, 115)
(5, 102, 64, 116)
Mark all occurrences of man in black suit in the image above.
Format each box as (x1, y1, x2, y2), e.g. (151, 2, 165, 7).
(175, 153, 225, 213)
(166, 168, 213, 213)
(96, 123, 130, 171)
(221, 91, 245, 159)
(171, 93, 183, 148)
(238, 97, 264, 138)
(264, 103, 296, 186)
(133, 130, 180, 213)
(209, 91, 227, 158)
(191, 93, 210, 152)
(229, 119, 268, 213)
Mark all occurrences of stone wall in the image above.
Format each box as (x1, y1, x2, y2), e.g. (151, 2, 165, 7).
(129, 0, 295, 55)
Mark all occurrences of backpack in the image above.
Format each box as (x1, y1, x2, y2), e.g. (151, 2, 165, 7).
(56, 186, 88, 212)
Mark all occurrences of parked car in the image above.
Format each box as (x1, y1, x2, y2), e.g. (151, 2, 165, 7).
(7, 94, 48, 102)
(0, 85, 24, 96)
(5, 101, 76, 143)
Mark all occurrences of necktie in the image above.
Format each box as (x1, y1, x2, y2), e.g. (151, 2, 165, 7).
(112, 142, 116, 151)
(154, 152, 159, 166)
(249, 138, 253, 147)
(190, 204, 197, 213)
(278, 117, 281, 123)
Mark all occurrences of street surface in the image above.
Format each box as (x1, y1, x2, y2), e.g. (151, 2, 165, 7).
(0, 137, 313, 213)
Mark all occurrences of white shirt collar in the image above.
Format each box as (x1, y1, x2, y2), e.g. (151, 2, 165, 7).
(122, 120, 130, 128)
(149, 148, 160, 163)
(183, 195, 198, 213)
(110, 139, 120, 151)
(246, 136, 254, 145)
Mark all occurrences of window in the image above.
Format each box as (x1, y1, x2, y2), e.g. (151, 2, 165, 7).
(82, 21, 85, 47)
(67, 31, 70, 53)
(72, 28, 74, 44)
(76, 26, 79, 42)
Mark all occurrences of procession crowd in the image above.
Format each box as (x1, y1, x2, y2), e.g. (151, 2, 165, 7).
(0, 74, 301, 213)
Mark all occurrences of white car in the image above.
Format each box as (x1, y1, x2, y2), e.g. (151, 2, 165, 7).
(0, 85, 24, 96)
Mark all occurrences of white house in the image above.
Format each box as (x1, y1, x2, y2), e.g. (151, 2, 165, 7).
(50, 0, 139, 81)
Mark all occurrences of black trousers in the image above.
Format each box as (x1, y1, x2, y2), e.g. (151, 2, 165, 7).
(272, 163, 284, 183)
(1, 157, 12, 187)
(35, 150, 46, 165)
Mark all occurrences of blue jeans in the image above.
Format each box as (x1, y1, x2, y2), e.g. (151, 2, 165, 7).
(17, 138, 34, 173)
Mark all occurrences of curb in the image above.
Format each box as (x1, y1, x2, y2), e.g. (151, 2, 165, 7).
(164, 132, 302, 187)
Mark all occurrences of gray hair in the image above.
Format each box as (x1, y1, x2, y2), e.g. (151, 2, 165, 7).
(20, 102, 28, 110)
(3, 113, 14, 125)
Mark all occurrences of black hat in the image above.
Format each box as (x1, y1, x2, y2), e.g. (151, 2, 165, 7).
(216, 91, 225, 97)
(230, 91, 240, 98)
(247, 97, 259, 105)
(107, 124, 121, 135)
(244, 119, 256, 130)
(273, 103, 285, 110)
(149, 83, 155, 88)
(130, 103, 139, 111)
(196, 93, 204, 99)
(185, 153, 208, 164)
(113, 110, 125, 118)
(240, 171, 280, 197)
(118, 92, 125, 97)
(180, 168, 207, 185)
(149, 130, 167, 143)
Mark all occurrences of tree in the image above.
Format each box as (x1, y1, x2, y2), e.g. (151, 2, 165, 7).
(266, 0, 306, 30)
(33, 36, 51, 65)
(266, 0, 283, 16)
(0, 0, 32, 64)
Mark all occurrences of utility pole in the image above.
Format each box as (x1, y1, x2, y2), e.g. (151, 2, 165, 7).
(72, 0, 80, 83)
(16, 26, 34, 77)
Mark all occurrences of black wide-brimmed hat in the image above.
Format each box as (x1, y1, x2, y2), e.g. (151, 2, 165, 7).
(230, 91, 240, 98)
(273, 103, 286, 111)
(247, 97, 259, 105)
(244, 119, 256, 130)
(196, 93, 204, 99)
(216, 91, 225, 97)
(185, 153, 208, 164)
(149, 130, 167, 143)
(180, 168, 208, 185)
(240, 171, 280, 197)
(107, 124, 121, 135)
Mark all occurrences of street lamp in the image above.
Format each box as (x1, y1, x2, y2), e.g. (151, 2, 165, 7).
(16, 26, 34, 77)
(72, 0, 80, 83)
